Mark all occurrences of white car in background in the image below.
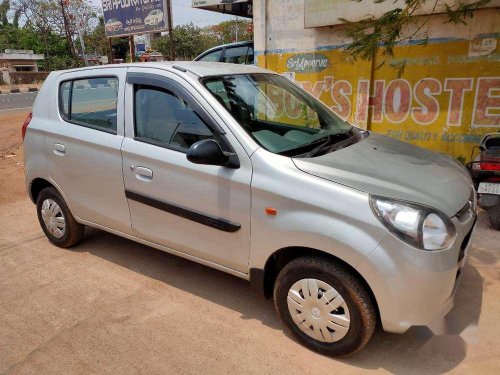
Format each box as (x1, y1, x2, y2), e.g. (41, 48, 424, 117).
(144, 9, 164, 26)
(105, 18, 123, 33)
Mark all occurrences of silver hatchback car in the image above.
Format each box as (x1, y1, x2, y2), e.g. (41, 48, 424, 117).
(23, 62, 476, 356)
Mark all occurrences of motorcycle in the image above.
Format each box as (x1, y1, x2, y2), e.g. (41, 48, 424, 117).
(467, 133, 500, 230)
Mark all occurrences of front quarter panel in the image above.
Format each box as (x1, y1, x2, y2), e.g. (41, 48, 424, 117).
(249, 149, 388, 271)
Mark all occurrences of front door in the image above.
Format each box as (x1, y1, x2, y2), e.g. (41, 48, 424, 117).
(121, 68, 252, 273)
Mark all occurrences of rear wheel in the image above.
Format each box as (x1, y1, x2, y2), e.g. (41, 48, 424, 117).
(488, 205, 500, 230)
(36, 187, 84, 248)
(274, 256, 376, 356)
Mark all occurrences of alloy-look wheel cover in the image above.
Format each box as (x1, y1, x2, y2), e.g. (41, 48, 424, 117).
(41, 199, 66, 239)
(287, 278, 351, 343)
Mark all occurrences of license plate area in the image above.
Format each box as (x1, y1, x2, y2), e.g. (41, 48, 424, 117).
(478, 182, 500, 195)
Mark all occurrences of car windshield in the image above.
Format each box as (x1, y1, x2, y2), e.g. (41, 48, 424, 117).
(202, 73, 358, 157)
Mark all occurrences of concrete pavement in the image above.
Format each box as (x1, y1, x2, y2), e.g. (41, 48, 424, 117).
(0, 92, 38, 112)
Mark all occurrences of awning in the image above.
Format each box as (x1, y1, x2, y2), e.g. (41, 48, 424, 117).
(192, 0, 252, 18)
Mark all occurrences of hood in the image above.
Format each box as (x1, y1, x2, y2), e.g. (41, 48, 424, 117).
(293, 133, 472, 217)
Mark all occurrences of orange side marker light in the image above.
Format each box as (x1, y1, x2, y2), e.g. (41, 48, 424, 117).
(265, 207, 278, 216)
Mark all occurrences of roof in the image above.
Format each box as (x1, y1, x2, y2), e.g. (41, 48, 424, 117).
(0, 51, 44, 61)
(55, 61, 270, 78)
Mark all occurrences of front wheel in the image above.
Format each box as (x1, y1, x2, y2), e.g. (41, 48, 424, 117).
(274, 256, 376, 356)
(488, 205, 500, 230)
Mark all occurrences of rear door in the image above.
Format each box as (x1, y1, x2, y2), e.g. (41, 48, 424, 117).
(46, 68, 132, 234)
(121, 68, 252, 273)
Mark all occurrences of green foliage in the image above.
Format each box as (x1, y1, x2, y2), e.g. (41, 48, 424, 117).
(152, 23, 214, 60)
(84, 17, 108, 56)
(457, 155, 467, 165)
(0, 23, 80, 70)
(209, 19, 253, 44)
(341, 0, 492, 73)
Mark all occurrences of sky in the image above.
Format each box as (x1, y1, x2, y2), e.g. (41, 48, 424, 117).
(92, 0, 241, 26)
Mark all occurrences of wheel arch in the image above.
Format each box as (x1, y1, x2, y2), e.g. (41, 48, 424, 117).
(29, 177, 56, 203)
(249, 246, 380, 319)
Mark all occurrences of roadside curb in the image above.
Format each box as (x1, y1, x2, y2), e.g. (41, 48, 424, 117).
(0, 87, 39, 94)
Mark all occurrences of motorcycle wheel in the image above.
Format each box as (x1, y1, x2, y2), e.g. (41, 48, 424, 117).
(488, 205, 500, 230)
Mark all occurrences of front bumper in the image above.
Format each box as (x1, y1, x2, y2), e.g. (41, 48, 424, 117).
(356, 204, 477, 333)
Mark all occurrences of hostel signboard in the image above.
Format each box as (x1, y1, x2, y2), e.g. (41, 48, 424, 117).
(305, 0, 500, 28)
(257, 36, 500, 162)
(101, 0, 169, 37)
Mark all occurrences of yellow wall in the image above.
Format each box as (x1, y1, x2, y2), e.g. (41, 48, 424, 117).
(256, 34, 499, 162)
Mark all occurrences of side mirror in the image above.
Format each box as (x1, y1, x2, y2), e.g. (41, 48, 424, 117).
(186, 139, 239, 168)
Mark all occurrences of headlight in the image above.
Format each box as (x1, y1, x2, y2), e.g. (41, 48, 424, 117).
(370, 196, 456, 250)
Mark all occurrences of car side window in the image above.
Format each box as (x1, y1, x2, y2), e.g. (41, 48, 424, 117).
(198, 49, 222, 62)
(222, 46, 250, 64)
(59, 77, 118, 134)
(134, 84, 220, 151)
(247, 46, 254, 64)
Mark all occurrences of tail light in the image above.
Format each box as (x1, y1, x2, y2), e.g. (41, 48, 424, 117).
(21, 111, 32, 141)
(479, 162, 500, 171)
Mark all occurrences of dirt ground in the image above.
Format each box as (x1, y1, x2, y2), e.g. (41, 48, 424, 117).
(1, 110, 499, 374)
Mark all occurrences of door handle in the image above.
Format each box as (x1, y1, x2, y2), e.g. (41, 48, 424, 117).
(134, 166, 153, 181)
(53, 143, 65, 155)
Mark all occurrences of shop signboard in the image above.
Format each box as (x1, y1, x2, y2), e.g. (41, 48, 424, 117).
(101, 0, 169, 37)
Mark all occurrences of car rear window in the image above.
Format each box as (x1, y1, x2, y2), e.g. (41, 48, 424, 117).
(222, 46, 251, 64)
(197, 49, 222, 62)
(59, 77, 119, 134)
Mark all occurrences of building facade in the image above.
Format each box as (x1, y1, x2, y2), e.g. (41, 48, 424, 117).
(0, 49, 44, 72)
(195, 1, 500, 161)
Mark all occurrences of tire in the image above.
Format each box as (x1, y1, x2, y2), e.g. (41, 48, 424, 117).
(36, 187, 84, 248)
(488, 205, 500, 230)
(274, 256, 376, 356)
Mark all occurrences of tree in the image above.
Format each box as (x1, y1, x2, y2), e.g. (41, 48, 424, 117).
(208, 19, 253, 44)
(0, 0, 9, 27)
(341, 0, 492, 73)
(152, 23, 216, 60)
(84, 16, 108, 56)
(13, 0, 98, 59)
(0, 0, 83, 70)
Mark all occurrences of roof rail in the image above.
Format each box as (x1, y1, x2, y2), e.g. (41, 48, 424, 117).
(172, 64, 203, 77)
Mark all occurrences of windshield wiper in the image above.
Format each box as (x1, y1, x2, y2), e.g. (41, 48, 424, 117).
(299, 136, 335, 158)
(298, 129, 356, 157)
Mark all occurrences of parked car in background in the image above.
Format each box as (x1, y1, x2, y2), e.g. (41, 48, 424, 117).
(23, 62, 476, 356)
(468, 133, 500, 229)
(105, 18, 123, 33)
(145, 9, 164, 26)
(194, 41, 254, 64)
(139, 51, 164, 62)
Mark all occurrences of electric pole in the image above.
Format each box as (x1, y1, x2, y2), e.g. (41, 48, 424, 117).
(166, 0, 174, 61)
(59, 0, 75, 57)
